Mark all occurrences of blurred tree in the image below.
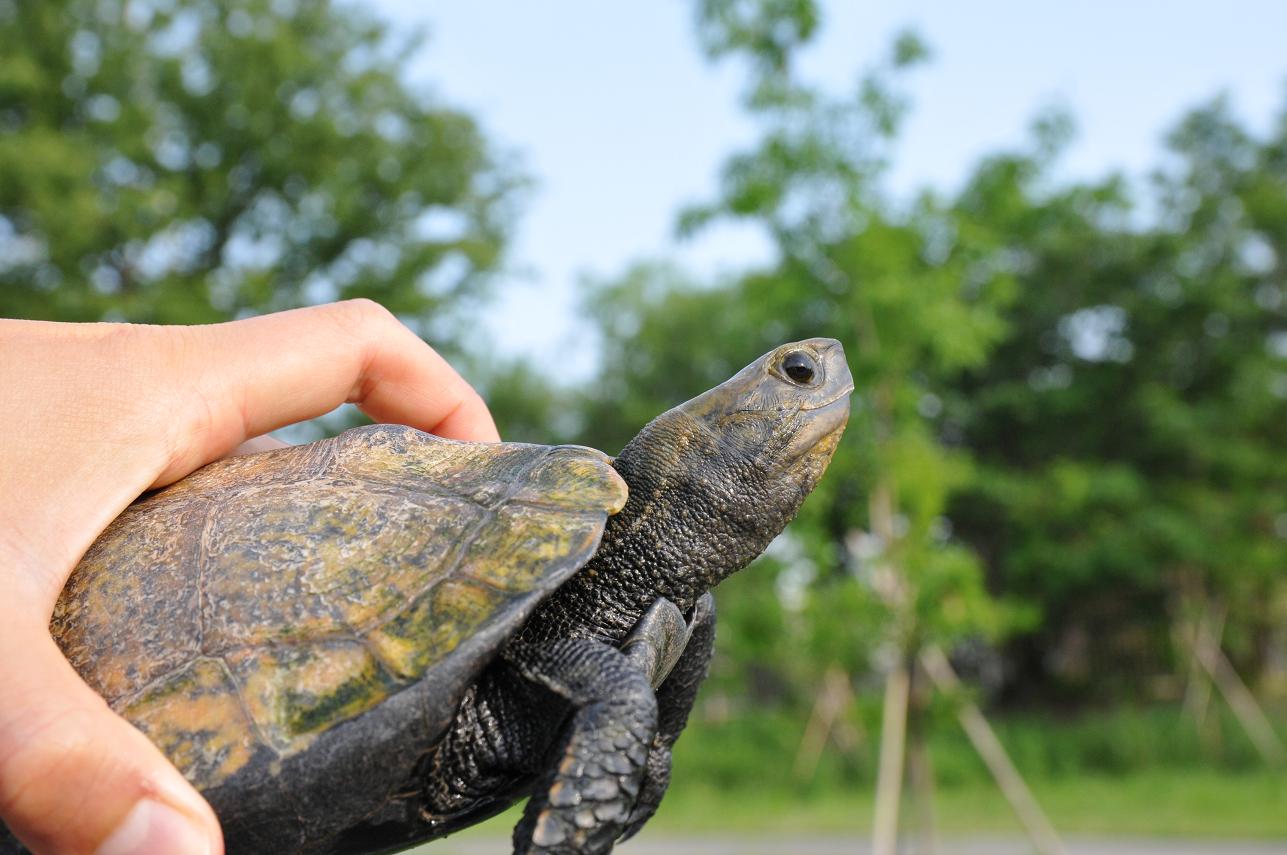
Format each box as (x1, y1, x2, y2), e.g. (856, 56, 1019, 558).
(947, 96, 1287, 715)
(0, 0, 517, 346)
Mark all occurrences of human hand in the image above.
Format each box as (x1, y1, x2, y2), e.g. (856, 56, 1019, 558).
(0, 301, 498, 854)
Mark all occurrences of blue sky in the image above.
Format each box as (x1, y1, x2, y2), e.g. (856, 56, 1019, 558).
(371, 1, 1287, 378)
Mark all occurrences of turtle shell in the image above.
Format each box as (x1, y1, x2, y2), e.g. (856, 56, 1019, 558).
(49, 423, 626, 846)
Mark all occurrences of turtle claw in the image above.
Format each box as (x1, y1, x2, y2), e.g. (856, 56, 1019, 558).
(617, 743, 670, 842)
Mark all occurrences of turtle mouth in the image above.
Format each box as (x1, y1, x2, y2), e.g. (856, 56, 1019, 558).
(779, 394, 850, 465)
(800, 382, 856, 411)
(805, 393, 851, 423)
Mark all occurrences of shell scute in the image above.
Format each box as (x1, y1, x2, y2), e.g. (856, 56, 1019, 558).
(53, 494, 207, 703)
(121, 657, 262, 791)
(201, 480, 482, 650)
(225, 640, 397, 752)
(460, 504, 608, 593)
(510, 446, 627, 514)
(367, 579, 511, 682)
(163, 439, 335, 499)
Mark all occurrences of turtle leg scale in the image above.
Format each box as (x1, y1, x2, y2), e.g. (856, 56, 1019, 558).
(506, 638, 657, 855)
(621, 592, 716, 841)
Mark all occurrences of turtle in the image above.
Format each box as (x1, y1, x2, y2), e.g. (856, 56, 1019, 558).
(0, 338, 852, 855)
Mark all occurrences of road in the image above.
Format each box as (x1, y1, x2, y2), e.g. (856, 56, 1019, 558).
(423, 836, 1287, 854)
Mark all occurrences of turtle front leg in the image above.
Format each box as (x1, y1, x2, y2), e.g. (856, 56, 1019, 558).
(620, 592, 716, 841)
(506, 638, 657, 855)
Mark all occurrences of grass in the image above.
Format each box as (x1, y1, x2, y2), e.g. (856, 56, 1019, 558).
(648, 770, 1287, 837)
(441, 769, 1287, 840)
(416, 703, 1287, 847)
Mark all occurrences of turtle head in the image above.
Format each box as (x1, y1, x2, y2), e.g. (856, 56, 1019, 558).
(678, 337, 853, 488)
(605, 338, 852, 614)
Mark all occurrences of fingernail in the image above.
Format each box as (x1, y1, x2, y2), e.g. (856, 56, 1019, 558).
(95, 799, 212, 855)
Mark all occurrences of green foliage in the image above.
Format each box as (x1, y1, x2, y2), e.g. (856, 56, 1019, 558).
(0, 0, 517, 336)
(948, 93, 1287, 697)
(694, 0, 820, 75)
(580, 4, 1022, 711)
(669, 702, 1285, 795)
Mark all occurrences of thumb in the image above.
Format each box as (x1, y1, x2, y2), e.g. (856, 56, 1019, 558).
(0, 626, 221, 855)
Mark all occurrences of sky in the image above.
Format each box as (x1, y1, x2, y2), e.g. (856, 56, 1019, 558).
(370, 1, 1287, 379)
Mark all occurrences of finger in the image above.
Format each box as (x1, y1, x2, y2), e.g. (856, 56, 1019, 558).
(0, 623, 221, 855)
(202, 300, 499, 440)
(160, 300, 499, 484)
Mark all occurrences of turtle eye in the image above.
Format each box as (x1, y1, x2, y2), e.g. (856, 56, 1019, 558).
(781, 351, 817, 385)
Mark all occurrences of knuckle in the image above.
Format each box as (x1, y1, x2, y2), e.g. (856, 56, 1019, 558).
(332, 298, 397, 333)
(325, 299, 401, 365)
(323, 299, 417, 403)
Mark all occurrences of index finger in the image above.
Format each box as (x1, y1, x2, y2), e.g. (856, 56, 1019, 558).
(162, 300, 499, 482)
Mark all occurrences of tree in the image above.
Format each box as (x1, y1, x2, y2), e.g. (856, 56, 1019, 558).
(947, 96, 1287, 721)
(0, 0, 517, 347)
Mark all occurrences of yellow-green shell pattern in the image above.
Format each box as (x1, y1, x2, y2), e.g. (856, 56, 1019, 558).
(51, 424, 627, 792)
